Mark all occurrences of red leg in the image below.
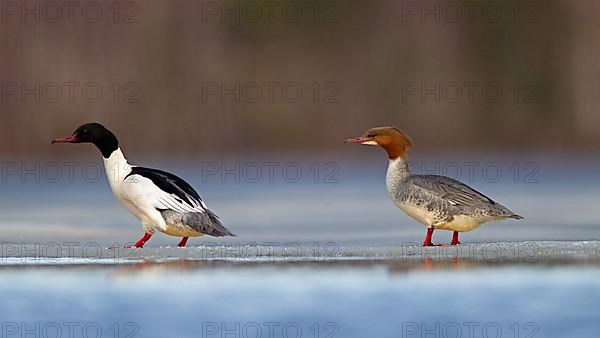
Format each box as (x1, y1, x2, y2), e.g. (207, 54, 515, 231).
(451, 231, 461, 245)
(423, 228, 435, 246)
(177, 237, 189, 248)
(107, 233, 152, 249)
(132, 233, 152, 248)
(423, 227, 447, 246)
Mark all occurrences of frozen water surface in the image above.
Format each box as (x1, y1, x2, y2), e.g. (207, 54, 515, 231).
(0, 258, 598, 338)
(0, 241, 599, 337)
(0, 156, 598, 337)
(1, 241, 600, 264)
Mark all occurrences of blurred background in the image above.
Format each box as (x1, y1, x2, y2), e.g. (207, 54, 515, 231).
(1, 0, 599, 157)
(1, 1, 600, 337)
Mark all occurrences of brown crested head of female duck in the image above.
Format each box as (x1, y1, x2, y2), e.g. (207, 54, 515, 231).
(345, 126, 413, 159)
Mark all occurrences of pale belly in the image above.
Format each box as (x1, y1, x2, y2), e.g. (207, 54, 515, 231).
(396, 202, 434, 226)
(116, 193, 204, 237)
(119, 198, 144, 221)
(434, 215, 486, 232)
(161, 221, 204, 237)
(120, 197, 203, 237)
(395, 202, 498, 232)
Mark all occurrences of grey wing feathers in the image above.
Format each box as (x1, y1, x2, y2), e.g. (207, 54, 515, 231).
(408, 175, 496, 207)
(408, 175, 522, 218)
(160, 209, 235, 237)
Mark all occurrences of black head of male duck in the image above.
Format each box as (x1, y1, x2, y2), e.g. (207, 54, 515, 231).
(52, 123, 118, 158)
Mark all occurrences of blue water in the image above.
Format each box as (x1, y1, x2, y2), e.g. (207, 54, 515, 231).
(0, 264, 598, 337)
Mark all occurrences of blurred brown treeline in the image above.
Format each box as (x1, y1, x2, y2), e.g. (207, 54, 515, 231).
(0, 0, 598, 157)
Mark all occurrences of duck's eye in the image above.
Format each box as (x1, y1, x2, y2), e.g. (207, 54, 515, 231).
(82, 129, 88, 133)
(367, 133, 376, 138)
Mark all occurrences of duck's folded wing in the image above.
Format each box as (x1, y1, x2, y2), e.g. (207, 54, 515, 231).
(124, 167, 207, 213)
(408, 175, 496, 207)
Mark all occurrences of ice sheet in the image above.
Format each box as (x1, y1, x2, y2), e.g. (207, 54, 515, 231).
(0, 263, 597, 337)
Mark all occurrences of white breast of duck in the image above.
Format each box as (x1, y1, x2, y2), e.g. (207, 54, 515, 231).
(103, 148, 168, 234)
(104, 148, 226, 237)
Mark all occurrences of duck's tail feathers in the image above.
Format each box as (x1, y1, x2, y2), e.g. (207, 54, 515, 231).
(204, 210, 236, 237)
(160, 209, 236, 237)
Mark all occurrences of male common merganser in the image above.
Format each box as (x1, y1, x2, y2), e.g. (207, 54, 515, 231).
(345, 126, 523, 246)
(52, 123, 234, 248)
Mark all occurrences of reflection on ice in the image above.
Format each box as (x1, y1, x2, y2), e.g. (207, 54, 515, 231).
(0, 262, 598, 337)
(1, 241, 600, 266)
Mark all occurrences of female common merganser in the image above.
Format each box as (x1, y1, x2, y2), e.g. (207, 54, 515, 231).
(345, 126, 523, 246)
(52, 123, 234, 248)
